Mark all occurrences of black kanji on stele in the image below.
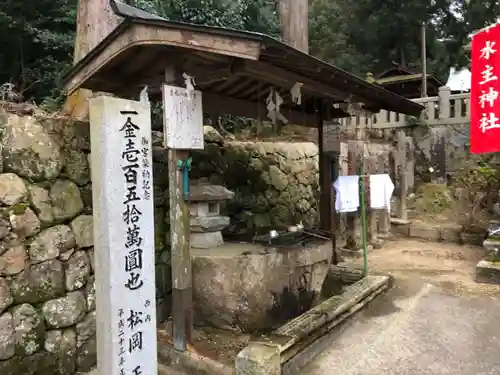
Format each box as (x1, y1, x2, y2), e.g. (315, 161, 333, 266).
(123, 204, 142, 225)
(119, 116, 140, 138)
(127, 309, 144, 330)
(125, 224, 143, 248)
(125, 249, 143, 272)
(129, 331, 143, 353)
(125, 272, 144, 291)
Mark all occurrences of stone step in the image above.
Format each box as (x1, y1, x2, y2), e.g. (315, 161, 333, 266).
(476, 260, 500, 285)
(236, 275, 391, 375)
(83, 364, 186, 375)
(158, 339, 234, 375)
(390, 218, 411, 226)
(483, 239, 500, 251)
(328, 264, 365, 284)
(158, 363, 188, 375)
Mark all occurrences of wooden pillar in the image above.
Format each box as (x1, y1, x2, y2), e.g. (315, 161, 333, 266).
(318, 116, 332, 232)
(63, 0, 121, 120)
(164, 66, 193, 351)
(323, 121, 342, 264)
(377, 151, 391, 238)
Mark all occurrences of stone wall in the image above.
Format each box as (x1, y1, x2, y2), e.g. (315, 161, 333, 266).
(190, 127, 320, 238)
(0, 111, 321, 374)
(0, 109, 97, 374)
(370, 122, 473, 184)
(0, 109, 168, 374)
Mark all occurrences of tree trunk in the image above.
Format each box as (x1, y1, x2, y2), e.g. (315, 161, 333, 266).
(62, 0, 122, 120)
(276, 0, 309, 132)
(400, 46, 407, 68)
(277, 0, 309, 53)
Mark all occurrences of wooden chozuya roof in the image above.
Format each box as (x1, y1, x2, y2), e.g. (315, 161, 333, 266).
(63, 0, 423, 123)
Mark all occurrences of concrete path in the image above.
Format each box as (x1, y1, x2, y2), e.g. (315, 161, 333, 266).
(303, 277, 500, 375)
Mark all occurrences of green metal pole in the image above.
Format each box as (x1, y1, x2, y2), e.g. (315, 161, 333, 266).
(359, 160, 368, 276)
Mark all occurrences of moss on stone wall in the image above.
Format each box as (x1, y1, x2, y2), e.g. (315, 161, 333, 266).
(0, 112, 320, 375)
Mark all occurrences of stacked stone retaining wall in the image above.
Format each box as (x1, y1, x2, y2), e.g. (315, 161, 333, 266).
(0, 109, 320, 374)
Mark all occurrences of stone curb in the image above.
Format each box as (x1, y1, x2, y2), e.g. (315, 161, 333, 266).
(158, 341, 235, 375)
(475, 260, 500, 285)
(390, 219, 462, 244)
(282, 281, 388, 375)
(235, 275, 391, 375)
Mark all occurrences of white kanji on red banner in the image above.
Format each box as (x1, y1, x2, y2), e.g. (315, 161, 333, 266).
(479, 87, 499, 109)
(471, 23, 500, 153)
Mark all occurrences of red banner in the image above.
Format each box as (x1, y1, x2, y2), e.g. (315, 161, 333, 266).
(471, 23, 500, 154)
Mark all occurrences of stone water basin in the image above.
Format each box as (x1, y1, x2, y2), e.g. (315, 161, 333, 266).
(192, 239, 332, 333)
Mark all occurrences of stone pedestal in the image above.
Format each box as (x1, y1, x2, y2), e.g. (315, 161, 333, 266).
(482, 238, 500, 258)
(377, 210, 392, 239)
(476, 260, 500, 285)
(377, 152, 391, 239)
(346, 214, 362, 249)
(394, 131, 409, 222)
(189, 179, 234, 249)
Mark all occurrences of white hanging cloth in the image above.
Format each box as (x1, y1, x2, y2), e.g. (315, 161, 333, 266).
(369, 174, 394, 211)
(333, 176, 360, 213)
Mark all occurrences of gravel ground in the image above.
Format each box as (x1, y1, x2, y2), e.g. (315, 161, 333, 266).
(303, 239, 500, 375)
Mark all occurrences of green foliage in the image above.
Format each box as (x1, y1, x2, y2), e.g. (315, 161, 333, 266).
(411, 183, 454, 215)
(137, 0, 248, 28)
(134, 0, 280, 36)
(453, 159, 500, 232)
(0, 0, 279, 104)
(437, 0, 500, 68)
(309, 0, 500, 80)
(1, 0, 500, 105)
(309, 0, 370, 76)
(0, 0, 76, 102)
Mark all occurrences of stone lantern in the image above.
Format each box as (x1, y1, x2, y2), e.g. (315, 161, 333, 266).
(189, 178, 235, 249)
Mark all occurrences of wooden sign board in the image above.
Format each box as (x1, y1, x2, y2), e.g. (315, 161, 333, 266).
(163, 85, 204, 150)
(89, 96, 157, 375)
(323, 122, 346, 153)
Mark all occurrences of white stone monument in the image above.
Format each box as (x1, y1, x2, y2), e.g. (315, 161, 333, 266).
(89, 96, 157, 375)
